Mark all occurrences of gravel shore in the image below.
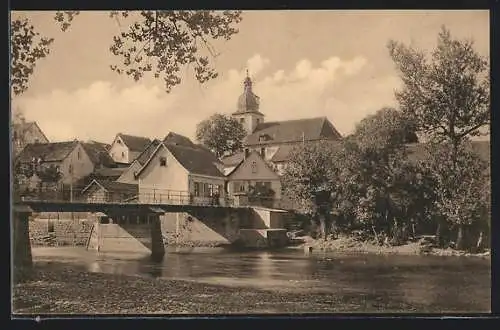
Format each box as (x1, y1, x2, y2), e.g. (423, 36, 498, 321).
(292, 235, 491, 258)
(13, 263, 435, 315)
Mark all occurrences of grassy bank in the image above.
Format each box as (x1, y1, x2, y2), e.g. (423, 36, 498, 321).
(291, 234, 491, 258)
(13, 263, 440, 314)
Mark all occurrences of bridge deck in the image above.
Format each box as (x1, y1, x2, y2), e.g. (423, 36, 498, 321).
(13, 187, 293, 213)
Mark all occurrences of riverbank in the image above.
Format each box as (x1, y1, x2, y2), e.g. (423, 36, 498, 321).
(290, 234, 491, 258)
(11, 262, 449, 314)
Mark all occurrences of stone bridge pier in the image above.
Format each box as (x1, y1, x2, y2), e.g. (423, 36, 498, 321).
(87, 208, 166, 261)
(13, 206, 33, 282)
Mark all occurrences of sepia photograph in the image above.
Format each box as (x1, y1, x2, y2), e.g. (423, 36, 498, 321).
(10, 9, 491, 315)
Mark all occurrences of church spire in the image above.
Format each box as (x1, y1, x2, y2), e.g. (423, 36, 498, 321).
(244, 69, 252, 92)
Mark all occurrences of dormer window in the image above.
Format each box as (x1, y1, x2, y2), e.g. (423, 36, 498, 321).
(160, 156, 167, 167)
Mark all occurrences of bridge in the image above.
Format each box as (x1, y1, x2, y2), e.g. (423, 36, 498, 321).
(12, 186, 294, 277)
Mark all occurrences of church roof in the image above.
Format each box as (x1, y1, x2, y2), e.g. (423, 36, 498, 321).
(244, 116, 342, 146)
(232, 74, 263, 116)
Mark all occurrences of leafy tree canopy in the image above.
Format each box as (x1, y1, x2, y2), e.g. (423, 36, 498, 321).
(195, 113, 246, 158)
(388, 26, 489, 145)
(11, 10, 243, 96)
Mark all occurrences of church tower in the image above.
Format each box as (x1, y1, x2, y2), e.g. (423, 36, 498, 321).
(232, 70, 264, 135)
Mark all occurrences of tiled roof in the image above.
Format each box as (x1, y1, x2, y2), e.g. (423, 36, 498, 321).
(163, 132, 195, 147)
(166, 144, 225, 178)
(117, 133, 152, 152)
(136, 139, 162, 166)
(12, 121, 49, 143)
(93, 167, 126, 179)
(220, 151, 245, 166)
(269, 145, 295, 163)
(82, 179, 138, 196)
(244, 117, 342, 146)
(82, 141, 116, 167)
(16, 141, 79, 163)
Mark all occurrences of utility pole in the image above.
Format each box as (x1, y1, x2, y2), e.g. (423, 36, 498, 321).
(69, 161, 73, 203)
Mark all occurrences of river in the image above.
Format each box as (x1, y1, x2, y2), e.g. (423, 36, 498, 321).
(31, 246, 491, 312)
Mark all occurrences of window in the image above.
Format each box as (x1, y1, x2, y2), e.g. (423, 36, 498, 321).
(239, 182, 246, 192)
(160, 156, 167, 167)
(194, 182, 200, 197)
(203, 183, 209, 197)
(251, 161, 258, 174)
(260, 148, 265, 158)
(68, 164, 73, 174)
(34, 138, 40, 144)
(240, 118, 245, 124)
(77, 150, 81, 160)
(256, 118, 260, 125)
(117, 139, 122, 145)
(121, 151, 125, 159)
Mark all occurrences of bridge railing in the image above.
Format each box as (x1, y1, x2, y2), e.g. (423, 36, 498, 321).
(247, 196, 295, 210)
(15, 184, 293, 210)
(16, 184, 237, 207)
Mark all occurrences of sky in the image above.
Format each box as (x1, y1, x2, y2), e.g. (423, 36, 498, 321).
(11, 10, 490, 144)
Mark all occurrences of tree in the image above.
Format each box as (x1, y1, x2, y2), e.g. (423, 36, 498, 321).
(10, 11, 243, 96)
(388, 26, 489, 152)
(425, 141, 488, 250)
(389, 27, 490, 247)
(342, 108, 434, 244)
(195, 113, 246, 158)
(281, 141, 341, 239)
(10, 18, 54, 97)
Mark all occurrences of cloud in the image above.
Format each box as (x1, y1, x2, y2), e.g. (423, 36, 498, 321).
(14, 53, 400, 143)
(14, 81, 179, 142)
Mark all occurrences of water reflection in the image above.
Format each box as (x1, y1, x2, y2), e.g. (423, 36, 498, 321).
(31, 247, 491, 312)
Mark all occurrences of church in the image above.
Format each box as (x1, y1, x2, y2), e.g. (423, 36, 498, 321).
(221, 72, 343, 175)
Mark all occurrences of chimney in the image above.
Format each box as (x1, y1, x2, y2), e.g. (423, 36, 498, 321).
(244, 148, 250, 159)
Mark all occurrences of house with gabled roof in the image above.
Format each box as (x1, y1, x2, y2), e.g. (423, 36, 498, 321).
(108, 133, 152, 165)
(12, 120, 50, 156)
(117, 132, 198, 184)
(222, 73, 343, 175)
(226, 150, 282, 200)
(133, 140, 226, 205)
(16, 140, 95, 184)
(81, 179, 138, 203)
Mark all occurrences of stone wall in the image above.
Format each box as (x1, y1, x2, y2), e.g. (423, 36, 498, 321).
(160, 208, 252, 247)
(29, 211, 94, 247)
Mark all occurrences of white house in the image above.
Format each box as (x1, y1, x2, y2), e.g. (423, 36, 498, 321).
(133, 141, 226, 205)
(226, 150, 282, 200)
(108, 133, 151, 165)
